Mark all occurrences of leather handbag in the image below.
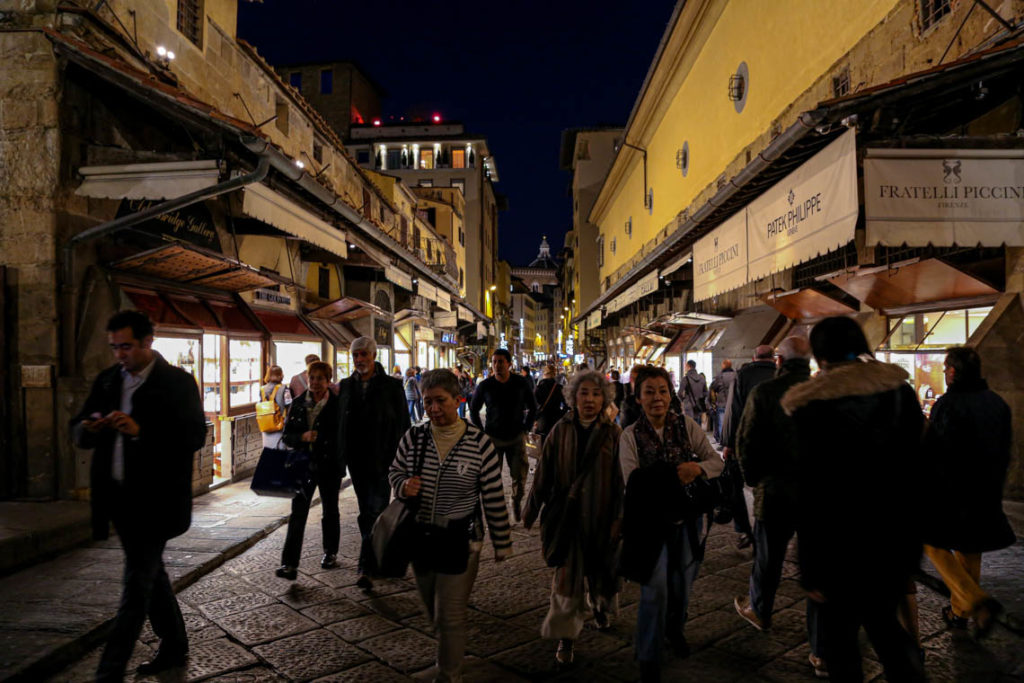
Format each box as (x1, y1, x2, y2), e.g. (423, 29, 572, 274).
(371, 436, 426, 578)
(250, 447, 313, 498)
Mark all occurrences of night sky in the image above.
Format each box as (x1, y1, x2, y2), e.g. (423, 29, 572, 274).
(236, 0, 677, 267)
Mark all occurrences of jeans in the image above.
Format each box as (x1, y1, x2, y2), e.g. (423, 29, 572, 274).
(408, 399, 422, 421)
(351, 470, 391, 574)
(282, 467, 342, 567)
(492, 435, 527, 508)
(749, 515, 825, 656)
(414, 546, 481, 682)
(820, 592, 925, 683)
(97, 531, 187, 681)
(635, 518, 703, 664)
(714, 405, 726, 443)
(924, 545, 987, 618)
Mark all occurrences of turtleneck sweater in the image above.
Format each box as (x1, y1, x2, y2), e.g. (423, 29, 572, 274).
(431, 419, 467, 460)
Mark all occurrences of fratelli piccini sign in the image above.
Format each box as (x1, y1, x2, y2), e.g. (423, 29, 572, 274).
(864, 148, 1024, 248)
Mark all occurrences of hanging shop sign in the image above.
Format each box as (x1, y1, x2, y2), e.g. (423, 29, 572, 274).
(476, 321, 487, 338)
(746, 128, 858, 281)
(435, 291, 451, 311)
(440, 332, 457, 344)
(373, 318, 391, 347)
(251, 287, 292, 308)
(385, 265, 414, 291)
(417, 280, 438, 303)
(457, 305, 474, 323)
(434, 311, 458, 328)
(115, 198, 218, 251)
(693, 209, 746, 302)
(586, 309, 602, 333)
(864, 148, 1024, 247)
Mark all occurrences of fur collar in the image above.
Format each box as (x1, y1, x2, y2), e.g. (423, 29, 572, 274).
(781, 357, 909, 415)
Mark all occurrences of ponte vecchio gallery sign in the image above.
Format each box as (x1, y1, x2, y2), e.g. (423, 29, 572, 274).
(864, 148, 1024, 247)
(694, 128, 858, 301)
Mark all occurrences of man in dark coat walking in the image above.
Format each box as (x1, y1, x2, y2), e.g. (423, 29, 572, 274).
(721, 345, 777, 548)
(71, 310, 207, 681)
(335, 336, 410, 590)
(781, 317, 925, 683)
(922, 346, 1014, 637)
(732, 337, 826, 675)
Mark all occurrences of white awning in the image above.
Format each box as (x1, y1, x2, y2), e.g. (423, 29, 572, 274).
(607, 270, 660, 313)
(864, 148, 1024, 247)
(694, 209, 746, 302)
(747, 129, 858, 281)
(241, 183, 347, 259)
(75, 160, 221, 199)
(661, 251, 693, 277)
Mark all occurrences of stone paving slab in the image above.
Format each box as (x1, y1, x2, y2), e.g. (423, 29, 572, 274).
(359, 627, 438, 673)
(213, 603, 318, 646)
(326, 613, 402, 642)
(252, 627, 372, 680)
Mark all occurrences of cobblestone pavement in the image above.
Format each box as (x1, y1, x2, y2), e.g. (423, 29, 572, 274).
(47, 470, 1024, 683)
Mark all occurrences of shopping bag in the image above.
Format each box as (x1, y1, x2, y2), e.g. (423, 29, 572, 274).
(371, 498, 418, 578)
(250, 447, 313, 498)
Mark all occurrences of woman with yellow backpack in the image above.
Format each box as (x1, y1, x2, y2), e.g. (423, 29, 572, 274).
(258, 365, 292, 449)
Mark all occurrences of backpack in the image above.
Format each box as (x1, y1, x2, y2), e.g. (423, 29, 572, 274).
(256, 384, 285, 433)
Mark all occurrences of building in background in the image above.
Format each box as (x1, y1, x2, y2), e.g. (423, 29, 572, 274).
(574, 0, 1024, 493)
(273, 60, 385, 141)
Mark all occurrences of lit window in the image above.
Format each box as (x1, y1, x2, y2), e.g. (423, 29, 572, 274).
(419, 148, 434, 169)
(320, 69, 333, 94)
(451, 149, 465, 169)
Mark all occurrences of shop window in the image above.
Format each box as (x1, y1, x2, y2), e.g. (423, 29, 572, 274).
(451, 149, 466, 169)
(320, 68, 333, 94)
(176, 0, 203, 48)
(289, 72, 302, 91)
(275, 340, 323, 387)
(920, 0, 951, 30)
(419, 148, 434, 169)
(202, 333, 223, 413)
(336, 350, 351, 379)
(228, 339, 262, 408)
(152, 336, 200, 387)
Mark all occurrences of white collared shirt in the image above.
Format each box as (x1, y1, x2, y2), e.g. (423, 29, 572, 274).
(112, 356, 157, 482)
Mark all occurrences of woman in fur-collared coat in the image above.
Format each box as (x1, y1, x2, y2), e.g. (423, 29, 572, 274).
(781, 317, 925, 683)
(522, 370, 623, 668)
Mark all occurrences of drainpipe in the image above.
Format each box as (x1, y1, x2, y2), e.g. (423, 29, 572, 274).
(61, 154, 271, 374)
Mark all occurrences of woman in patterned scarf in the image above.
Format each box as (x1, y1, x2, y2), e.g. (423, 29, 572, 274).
(618, 366, 723, 683)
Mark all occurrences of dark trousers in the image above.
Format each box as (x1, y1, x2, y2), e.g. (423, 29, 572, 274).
(96, 531, 186, 681)
(351, 470, 391, 575)
(728, 461, 752, 537)
(750, 515, 825, 657)
(821, 592, 925, 683)
(492, 436, 526, 506)
(281, 468, 341, 567)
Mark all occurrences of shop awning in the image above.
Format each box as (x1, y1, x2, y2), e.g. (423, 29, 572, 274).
(251, 308, 315, 337)
(122, 287, 262, 334)
(111, 242, 289, 292)
(666, 327, 699, 355)
(307, 296, 389, 323)
(241, 183, 348, 260)
(712, 305, 786, 361)
(661, 311, 732, 327)
(762, 288, 858, 320)
(75, 160, 221, 200)
(306, 317, 356, 349)
(825, 258, 1001, 311)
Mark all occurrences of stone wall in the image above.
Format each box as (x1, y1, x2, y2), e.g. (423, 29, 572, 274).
(191, 422, 216, 496)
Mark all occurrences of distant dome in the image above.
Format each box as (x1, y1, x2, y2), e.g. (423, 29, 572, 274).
(528, 235, 558, 269)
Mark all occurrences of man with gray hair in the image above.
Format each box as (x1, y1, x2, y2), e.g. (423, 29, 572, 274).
(335, 336, 409, 590)
(732, 336, 826, 677)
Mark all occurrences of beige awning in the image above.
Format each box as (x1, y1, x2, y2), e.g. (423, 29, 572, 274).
(241, 183, 348, 259)
(75, 160, 221, 199)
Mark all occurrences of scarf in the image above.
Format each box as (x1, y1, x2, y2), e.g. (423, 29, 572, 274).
(632, 410, 692, 470)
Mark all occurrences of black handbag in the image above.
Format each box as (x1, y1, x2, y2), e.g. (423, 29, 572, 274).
(250, 447, 313, 498)
(413, 513, 475, 575)
(371, 436, 426, 578)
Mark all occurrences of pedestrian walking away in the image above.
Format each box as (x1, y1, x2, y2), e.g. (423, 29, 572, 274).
(405, 366, 423, 421)
(336, 336, 410, 591)
(733, 336, 826, 677)
(618, 366, 723, 683)
(389, 369, 511, 682)
(922, 346, 1014, 639)
(276, 361, 341, 580)
(532, 364, 568, 444)
(720, 345, 776, 549)
(709, 359, 735, 445)
(70, 310, 207, 681)
(258, 364, 292, 450)
(781, 317, 926, 683)
(288, 353, 321, 400)
(470, 348, 538, 522)
(522, 370, 623, 668)
(678, 359, 708, 424)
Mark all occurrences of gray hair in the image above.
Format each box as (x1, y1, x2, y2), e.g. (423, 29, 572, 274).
(564, 370, 614, 412)
(776, 336, 812, 361)
(351, 336, 377, 355)
(419, 369, 461, 399)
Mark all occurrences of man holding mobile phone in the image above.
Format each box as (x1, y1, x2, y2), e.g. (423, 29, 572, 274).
(71, 310, 206, 681)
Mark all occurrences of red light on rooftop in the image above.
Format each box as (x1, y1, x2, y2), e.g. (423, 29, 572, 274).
(372, 118, 382, 126)
(432, 113, 441, 123)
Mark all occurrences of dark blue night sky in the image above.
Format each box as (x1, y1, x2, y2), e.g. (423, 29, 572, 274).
(237, 0, 677, 267)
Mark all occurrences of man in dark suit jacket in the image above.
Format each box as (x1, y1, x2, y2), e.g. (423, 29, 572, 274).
(334, 336, 410, 590)
(71, 310, 206, 681)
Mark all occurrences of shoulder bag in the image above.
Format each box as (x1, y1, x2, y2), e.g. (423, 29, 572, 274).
(372, 434, 426, 578)
(528, 382, 559, 450)
(250, 447, 313, 499)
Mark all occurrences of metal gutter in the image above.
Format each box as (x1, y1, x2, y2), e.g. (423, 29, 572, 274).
(575, 109, 826, 323)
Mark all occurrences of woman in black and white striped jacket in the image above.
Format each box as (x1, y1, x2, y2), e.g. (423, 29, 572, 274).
(389, 369, 510, 682)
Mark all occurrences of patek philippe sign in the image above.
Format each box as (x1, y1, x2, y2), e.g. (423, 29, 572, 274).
(116, 198, 218, 251)
(864, 148, 1024, 247)
(746, 128, 858, 281)
(693, 209, 746, 302)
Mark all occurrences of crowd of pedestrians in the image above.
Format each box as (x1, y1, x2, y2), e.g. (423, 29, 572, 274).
(71, 309, 1015, 682)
